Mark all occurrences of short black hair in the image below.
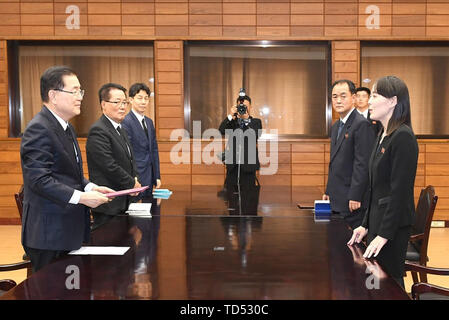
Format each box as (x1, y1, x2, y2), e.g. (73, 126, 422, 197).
(236, 95, 251, 104)
(40, 66, 76, 102)
(129, 83, 151, 98)
(356, 86, 371, 96)
(331, 79, 356, 95)
(98, 83, 127, 104)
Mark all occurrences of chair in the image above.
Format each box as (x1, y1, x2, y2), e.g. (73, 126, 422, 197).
(406, 185, 438, 283)
(14, 185, 24, 219)
(14, 185, 29, 261)
(0, 260, 32, 296)
(405, 262, 449, 300)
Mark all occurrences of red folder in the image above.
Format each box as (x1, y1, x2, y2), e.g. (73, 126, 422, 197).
(105, 186, 149, 198)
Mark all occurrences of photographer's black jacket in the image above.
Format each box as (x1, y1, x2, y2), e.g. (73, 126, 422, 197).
(219, 116, 262, 174)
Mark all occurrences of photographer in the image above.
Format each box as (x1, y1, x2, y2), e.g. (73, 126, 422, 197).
(219, 90, 262, 185)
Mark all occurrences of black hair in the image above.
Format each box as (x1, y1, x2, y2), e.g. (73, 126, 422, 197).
(236, 95, 251, 104)
(374, 76, 412, 135)
(98, 83, 127, 104)
(356, 86, 371, 96)
(331, 79, 356, 95)
(40, 66, 76, 102)
(129, 83, 151, 98)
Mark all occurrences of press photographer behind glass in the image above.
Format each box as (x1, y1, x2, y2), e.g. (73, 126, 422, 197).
(219, 89, 262, 186)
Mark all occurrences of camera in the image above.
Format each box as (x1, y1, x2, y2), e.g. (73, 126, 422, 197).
(237, 102, 247, 115)
(236, 88, 248, 115)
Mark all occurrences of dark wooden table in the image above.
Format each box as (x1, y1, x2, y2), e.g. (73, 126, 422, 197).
(1, 185, 410, 300)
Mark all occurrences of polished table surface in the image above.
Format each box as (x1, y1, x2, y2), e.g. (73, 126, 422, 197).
(1, 185, 410, 300)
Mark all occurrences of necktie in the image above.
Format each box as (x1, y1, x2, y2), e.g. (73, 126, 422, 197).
(142, 118, 149, 138)
(65, 126, 79, 164)
(337, 121, 344, 140)
(116, 126, 131, 156)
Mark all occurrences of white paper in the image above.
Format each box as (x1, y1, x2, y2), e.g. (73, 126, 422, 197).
(68, 246, 130, 255)
(128, 203, 152, 211)
(127, 202, 152, 217)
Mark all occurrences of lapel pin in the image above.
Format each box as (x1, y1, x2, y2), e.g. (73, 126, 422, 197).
(345, 133, 349, 139)
(381, 147, 385, 154)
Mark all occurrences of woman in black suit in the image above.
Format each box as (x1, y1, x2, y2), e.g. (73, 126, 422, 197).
(348, 76, 418, 288)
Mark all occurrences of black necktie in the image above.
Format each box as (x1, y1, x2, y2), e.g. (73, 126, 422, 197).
(142, 118, 149, 138)
(65, 126, 79, 164)
(337, 121, 344, 140)
(116, 126, 131, 156)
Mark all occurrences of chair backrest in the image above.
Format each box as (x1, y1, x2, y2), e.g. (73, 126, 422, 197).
(0, 260, 32, 295)
(14, 185, 24, 219)
(411, 185, 438, 258)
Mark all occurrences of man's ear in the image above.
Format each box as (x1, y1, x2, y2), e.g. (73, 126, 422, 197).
(48, 90, 57, 104)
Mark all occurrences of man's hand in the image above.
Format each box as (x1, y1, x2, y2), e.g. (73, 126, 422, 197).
(322, 194, 329, 201)
(155, 179, 162, 189)
(230, 105, 237, 119)
(79, 191, 110, 208)
(130, 177, 142, 196)
(349, 200, 361, 212)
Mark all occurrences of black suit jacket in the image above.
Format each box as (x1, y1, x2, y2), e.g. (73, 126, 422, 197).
(121, 111, 160, 188)
(362, 124, 418, 240)
(86, 115, 138, 215)
(325, 109, 375, 213)
(20, 106, 91, 250)
(367, 111, 383, 137)
(219, 116, 262, 174)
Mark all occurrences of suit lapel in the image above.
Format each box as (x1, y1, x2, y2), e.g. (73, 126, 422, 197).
(330, 110, 356, 163)
(129, 111, 148, 142)
(42, 106, 81, 178)
(101, 115, 132, 160)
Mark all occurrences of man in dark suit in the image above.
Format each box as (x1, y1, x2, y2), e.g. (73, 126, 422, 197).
(323, 80, 375, 229)
(121, 83, 161, 197)
(20, 66, 112, 272)
(86, 83, 141, 229)
(356, 86, 381, 136)
(219, 93, 262, 186)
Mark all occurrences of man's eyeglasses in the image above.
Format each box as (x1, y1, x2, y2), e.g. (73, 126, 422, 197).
(105, 100, 130, 107)
(54, 88, 85, 98)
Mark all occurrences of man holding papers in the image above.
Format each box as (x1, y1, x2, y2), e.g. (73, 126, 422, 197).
(86, 83, 141, 229)
(20, 66, 113, 272)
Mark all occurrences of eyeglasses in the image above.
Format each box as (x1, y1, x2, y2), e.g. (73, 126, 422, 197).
(105, 100, 130, 107)
(54, 88, 85, 98)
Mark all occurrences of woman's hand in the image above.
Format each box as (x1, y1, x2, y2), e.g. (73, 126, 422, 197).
(363, 236, 388, 259)
(347, 226, 368, 246)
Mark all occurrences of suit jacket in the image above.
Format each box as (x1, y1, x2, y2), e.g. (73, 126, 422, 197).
(121, 111, 160, 188)
(219, 116, 262, 174)
(20, 106, 90, 251)
(367, 111, 383, 137)
(86, 114, 138, 215)
(325, 109, 375, 213)
(362, 124, 418, 240)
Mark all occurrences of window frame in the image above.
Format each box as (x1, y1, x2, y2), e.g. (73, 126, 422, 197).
(183, 40, 332, 139)
(7, 40, 155, 138)
(361, 40, 449, 139)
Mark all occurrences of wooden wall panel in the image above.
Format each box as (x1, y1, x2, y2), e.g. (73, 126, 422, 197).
(155, 41, 184, 141)
(0, 0, 447, 39)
